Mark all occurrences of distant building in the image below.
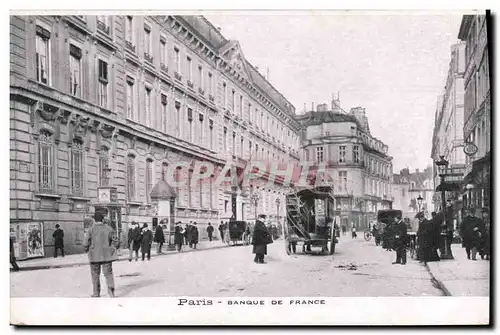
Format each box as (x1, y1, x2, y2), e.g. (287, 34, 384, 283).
(392, 167, 434, 219)
(296, 100, 393, 229)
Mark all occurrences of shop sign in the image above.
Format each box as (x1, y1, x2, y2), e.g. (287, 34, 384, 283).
(463, 142, 478, 156)
(98, 187, 118, 203)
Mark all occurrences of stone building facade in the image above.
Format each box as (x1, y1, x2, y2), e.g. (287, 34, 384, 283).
(296, 100, 393, 230)
(9, 15, 301, 258)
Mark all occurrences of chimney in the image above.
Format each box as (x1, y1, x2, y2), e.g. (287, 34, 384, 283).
(311, 102, 314, 111)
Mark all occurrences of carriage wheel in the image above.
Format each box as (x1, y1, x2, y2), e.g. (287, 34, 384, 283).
(364, 232, 372, 241)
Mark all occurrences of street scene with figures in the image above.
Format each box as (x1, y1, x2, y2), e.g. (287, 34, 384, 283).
(10, 13, 490, 300)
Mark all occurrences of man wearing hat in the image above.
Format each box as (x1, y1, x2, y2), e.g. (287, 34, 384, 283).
(480, 207, 490, 260)
(83, 216, 118, 297)
(392, 216, 408, 265)
(140, 223, 153, 261)
(460, 208, 485, 260)
(251, 214, 273, 264)
(128, 221, 142, 262)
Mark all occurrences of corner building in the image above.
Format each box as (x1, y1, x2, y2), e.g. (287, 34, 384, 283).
(9, 15, 301, 258)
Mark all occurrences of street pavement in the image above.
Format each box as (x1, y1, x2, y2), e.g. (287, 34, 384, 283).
(10, 236, 444, 298)
(426, 244, 490, 296)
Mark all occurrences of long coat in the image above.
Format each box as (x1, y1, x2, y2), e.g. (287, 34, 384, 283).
(252, 220, 272, 255)
(52, 228, 64, 247)
(128, 227, 142, 251)
(460, 215, 485, 248)
(154, 226, 165, 243)
(393, 221, 408, 249)
(188, 226, 199, 244)
(174, 225, 184, 245)
(141, 229, 153, 252)
(83, 223, 118, 263)
(417, 219, 440, 262)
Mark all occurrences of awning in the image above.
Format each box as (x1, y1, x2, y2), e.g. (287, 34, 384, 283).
(436, 181, 462, 192)
(462, 151, 491, 185)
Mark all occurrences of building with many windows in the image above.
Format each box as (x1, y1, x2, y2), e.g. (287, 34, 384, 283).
(392, 167, 435, 220)
(457, 14, 491, 214)
(296, 100, 393, 229)
(10, 15, 301, 258)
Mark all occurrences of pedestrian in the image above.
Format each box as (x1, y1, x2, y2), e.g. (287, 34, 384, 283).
(174, 222, 184, 252)
(460, 208, 485, 260)
(251, 214, 273, 264)
(470, 227, 483, 261)
(480, 207, 490, 260)
(184, 223, 191, 245)
(141, 223, 153, 261)
(10, 236, 20, 271)
(287, 227, 299, 254)
(207, 222, 214, 242)
(190, 222, 199, 249)
(416, 212, 440, 263)
(219, 221, 225, 242)
(392, 217, 408, 265)
(154, 223, 165, 254)
(127, 221, 142, 262)
(52, 224, 65, 258)
(351, 226, 357, 239)
(341, 225, 347, 236)
(82, 217, 118, 298)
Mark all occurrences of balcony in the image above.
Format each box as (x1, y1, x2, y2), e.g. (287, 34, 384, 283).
(187, 80, 194, 89)
(198, 87, 205, 96)
(174, 72, 182, 81)
(208, 94, 215, 103)
(125, 40, 136, 53)
(144, 52, 154, 64)
(97, 20, 110, 35)
(160, 63, 168, 73)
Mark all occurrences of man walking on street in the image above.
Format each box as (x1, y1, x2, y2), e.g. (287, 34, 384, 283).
(53, 224, 65, 258)
(207, 222, 214, 242)
(219, 221, 225, 242)
(83, 217, 118, 298)
(460, 208, 485, 260)
(392, 217, 408, 265)
(252, 214, 273, 264)
(174, 222, 184, 252)
(141, 223, 153, 261)
(154, 223, 165, 254)
(128, 221, 142, 262)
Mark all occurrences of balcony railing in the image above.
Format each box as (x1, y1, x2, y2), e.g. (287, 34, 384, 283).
(125, 40, 136, 53)
(97, 20, 110, 35)
(174, 72, 182, 81)
(144, 52, 153, 64)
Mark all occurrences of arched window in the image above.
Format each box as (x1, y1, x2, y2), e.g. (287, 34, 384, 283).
(99, 146, 110, 187)
(127, 154, 136, 200)
(38, 130, 54, 193)
(71, 139, 84, 195)
(146, 159, 153, 203)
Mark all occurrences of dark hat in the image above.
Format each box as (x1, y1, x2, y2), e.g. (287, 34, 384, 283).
(55, 224, 60, 228)
(143, 223, 148, 228)
(415, 212, 425, 219)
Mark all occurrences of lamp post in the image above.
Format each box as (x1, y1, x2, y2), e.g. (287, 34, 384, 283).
(466, 183, 474, 208)
(435, 155, 454, 259)
(250, 192, 260, 221)
(417, 195, 423, 213)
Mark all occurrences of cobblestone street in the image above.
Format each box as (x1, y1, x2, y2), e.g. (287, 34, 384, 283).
(11, 237, 446, 298)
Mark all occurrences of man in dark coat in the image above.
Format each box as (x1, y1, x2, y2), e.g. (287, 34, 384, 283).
(128, 221, 142, 262)
(219, 221, 225, 242)
(174, 222, 184, 252)
(10, 236, 20, 271)
(52, 224, 65, 258)
(460, 208, 485, 260)
(252, 214, 273, 264)
(190, 222, 199, 249)
(141, 223, 153, 261)
(392, 217, 408, 265)
(154, 224, 165, 254)
(83, 217, 118, 297)
(416, 212, 440, 262)
(480, 207, 490, 260)
(184, 223, 191, 245)
(207, 222, 214, 242)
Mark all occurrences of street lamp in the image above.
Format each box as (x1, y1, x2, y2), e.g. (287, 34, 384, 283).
(250, 191, 260, 221)
(466, 183, 474, 208)
(275, 197, 281, 220)
(417, 195, 423, 212)
(435, 155, 454, 260)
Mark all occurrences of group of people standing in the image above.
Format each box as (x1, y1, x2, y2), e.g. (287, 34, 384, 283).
(173, 222, 200, 251)
(127, 221, 155, 261)
(460, 207, 490, 261)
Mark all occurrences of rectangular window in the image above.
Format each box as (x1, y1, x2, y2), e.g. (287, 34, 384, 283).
(187, 56, 192, 81)
(198, 65, 203, 89)
(188, 170, 193, 207)
(223, 127, 228, 152)
(97, 15, 110, 34)
(249, 141, 252, 159)
(126, 80, 134, 120)
(161, 94, 168, 133)
(69, 45, 82, 97)
(248, 103, 252, 123)
(339, 146, 346, 163)
(223, 83, 227, 108)
(209, 176, 213, 208)
(255, 144, 259, 159)
(232, 90, 236, 112)
(160, 38, 166, 65)
(240, 136, 244, 157)
(36, 26, 50, 85)
(232, 132, 236, 155)
(208, 73, 213, 95)
(146, 160, 153, 203)
(127, 155, 136, 200)
(38, 131, 54, 193)
(199, 114, 204, 146)
(71, 140, 84, 195)
(353, 145, 360, 163)
(98, 59, 108, 108)
(316, 147, 324, 162)
(126, 16, 133, 44)
(240, 95, 243, 116)
(199, 175, 203, 208)
(99, 147, 109, 187)
(175, 103, 181, 138)
(209, 119, 214, 150)
(174, 47, 180, 73)
(187, 108, 193, 142)
(145, 86, 152, 127)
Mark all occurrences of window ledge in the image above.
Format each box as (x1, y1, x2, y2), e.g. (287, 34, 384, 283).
(127, 201, 143, 206)
(68, 195, 92, 202)
(35, 193, 61, 199)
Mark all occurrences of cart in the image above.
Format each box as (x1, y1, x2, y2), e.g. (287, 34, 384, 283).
(224, 220, 250, 246)
(284, 185, 337, 256)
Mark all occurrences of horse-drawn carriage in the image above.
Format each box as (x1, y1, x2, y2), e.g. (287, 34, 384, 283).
(224, 220, 252, 246)
(284, 185, 338, 255)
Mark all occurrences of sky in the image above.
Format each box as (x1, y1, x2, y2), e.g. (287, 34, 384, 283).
(204, 12, 463, 173)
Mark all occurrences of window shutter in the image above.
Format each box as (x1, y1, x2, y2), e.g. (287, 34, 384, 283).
(70, 44, 82, 59)
(36, 25, 51, 39)
(187, 108, 193, 121)
(161, 94, 167, 105)
(98, 60, 108, 83)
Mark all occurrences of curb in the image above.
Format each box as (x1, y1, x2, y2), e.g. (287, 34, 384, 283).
(424, 263, 452, 296)
(13, 243, 232, 272)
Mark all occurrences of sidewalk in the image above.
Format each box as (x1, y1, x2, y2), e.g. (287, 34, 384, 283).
(426, 244, 490, 296)
(14, 240, 229, 272)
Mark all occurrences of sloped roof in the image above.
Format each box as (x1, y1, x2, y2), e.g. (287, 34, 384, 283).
(297, 111, 362, 128)
(150, 179, 176, 199)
